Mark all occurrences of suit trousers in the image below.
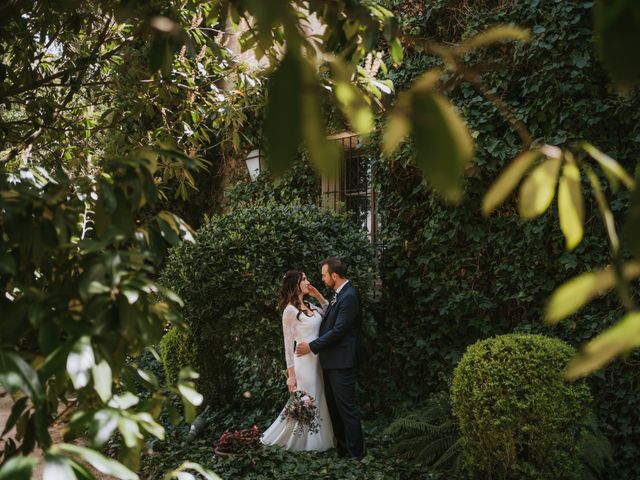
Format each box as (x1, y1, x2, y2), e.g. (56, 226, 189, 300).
(323, 367, 364, 459)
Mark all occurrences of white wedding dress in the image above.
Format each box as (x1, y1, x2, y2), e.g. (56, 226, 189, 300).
(261, 302, 336, 451)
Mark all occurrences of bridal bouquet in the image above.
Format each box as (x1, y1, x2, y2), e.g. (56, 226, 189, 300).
(279, 390, 321, 435)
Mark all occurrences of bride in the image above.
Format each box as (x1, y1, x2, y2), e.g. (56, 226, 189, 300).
(261, 270, 336, 451)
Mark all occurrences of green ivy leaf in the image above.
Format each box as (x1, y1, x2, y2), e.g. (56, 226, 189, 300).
(117, 416, 143, 448)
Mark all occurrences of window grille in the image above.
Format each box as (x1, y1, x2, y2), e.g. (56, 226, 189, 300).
(322, 132, 377, 244)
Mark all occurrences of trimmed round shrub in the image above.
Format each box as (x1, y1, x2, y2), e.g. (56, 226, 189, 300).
(160, 203, 374, 408)
(451, 333, 592, 480)
(159, 327, 197, 387)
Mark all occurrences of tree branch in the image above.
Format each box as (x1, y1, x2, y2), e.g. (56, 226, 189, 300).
(1, 21, 115, 163)
(0, 28, 125, 100)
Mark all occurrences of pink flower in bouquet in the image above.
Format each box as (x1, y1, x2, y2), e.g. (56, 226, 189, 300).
(279, 390, 321, 435)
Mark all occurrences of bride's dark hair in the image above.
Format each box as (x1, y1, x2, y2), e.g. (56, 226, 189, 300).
(278, 270, 314, 318)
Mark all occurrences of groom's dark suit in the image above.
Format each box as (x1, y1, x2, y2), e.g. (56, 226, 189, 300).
(309, 281, 364, 459)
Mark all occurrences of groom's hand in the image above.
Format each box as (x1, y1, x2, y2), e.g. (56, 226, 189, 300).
(295, 342, 311, 356)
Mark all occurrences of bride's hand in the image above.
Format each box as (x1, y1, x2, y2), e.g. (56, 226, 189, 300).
(307, 285, 324, 301)
(286, 376, 297, 392)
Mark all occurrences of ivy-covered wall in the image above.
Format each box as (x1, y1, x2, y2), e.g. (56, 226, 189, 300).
(370, 1, 640, 477)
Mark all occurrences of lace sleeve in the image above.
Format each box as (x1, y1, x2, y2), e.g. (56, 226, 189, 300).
(282, 306, 297, 368)
(317, 299, 330, 318)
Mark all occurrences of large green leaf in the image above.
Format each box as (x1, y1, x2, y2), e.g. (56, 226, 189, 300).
(66, 336, 95, 390)
(410, 91, 474, 203)
(2, 396, 28, 436)
(557, 161, 584, 251)
(0, 251, 16, 274)
(565, 312, 640, 379)
(164, 462, 222, 480)
(58, 443, 138, 480)
(265, 50, 302, 177)
(330, 57, 375, 135)
(382, 112, 410, 156)
(117, 416, 143, 448)
(458, 25, 530, 53)
(482, 149, 543, 216)
(518, 156, 562, 219)
(594, 0, 640, 92)
(0, 456, 37, 480)
(43, 454, 76, 480)
(92, 359, 112, 403)
(0, 350, 44, 405)
(300, 59, 342, 179)
(545, 261, 640, 323)
(333, 79, 374, 135)
(582, 142, 635, 189)
(621, 185, 640, 258)
(584, 163, 619, 252)
(390, 38, 403, 65)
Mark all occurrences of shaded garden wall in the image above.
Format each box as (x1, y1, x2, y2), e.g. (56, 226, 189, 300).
(369, 1, 640, 477)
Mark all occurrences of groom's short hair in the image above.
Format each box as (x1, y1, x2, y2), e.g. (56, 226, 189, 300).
(321, 257, 347, 278)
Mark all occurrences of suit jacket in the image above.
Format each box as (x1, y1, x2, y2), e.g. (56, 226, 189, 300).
(309, 281, 361, 369)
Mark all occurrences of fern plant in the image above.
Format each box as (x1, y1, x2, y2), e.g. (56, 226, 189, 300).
(384, 391, 462, 472)
(577, 411, 613, 480)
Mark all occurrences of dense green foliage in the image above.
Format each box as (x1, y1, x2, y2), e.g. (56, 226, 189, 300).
(451, 334, 592, 479)
(3, 0, 640, 477)
(159, 327, 197, 387)
(160, 203, 374, 408)
(367, 1, 640, 476)
(224, 156, 321, 208)
(384, 391, 461, 472)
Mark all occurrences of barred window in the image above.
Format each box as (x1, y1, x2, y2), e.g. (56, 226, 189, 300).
(322, 132, 377, 244)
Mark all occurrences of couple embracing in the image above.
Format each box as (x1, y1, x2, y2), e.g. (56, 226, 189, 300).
(261, 257, 365, 460)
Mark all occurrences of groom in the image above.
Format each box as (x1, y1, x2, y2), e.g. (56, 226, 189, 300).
(295, 257, 364, 460)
